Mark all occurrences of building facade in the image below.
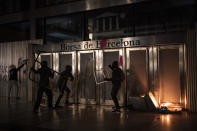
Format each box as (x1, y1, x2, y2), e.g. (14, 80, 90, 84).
(0, 0, 196, 111)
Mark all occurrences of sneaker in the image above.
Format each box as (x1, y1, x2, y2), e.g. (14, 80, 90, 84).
(112, 106, 120, 110)
(112, 108, 121, 113)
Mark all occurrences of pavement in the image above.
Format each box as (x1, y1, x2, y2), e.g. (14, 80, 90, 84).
(0, 97, 197, 131)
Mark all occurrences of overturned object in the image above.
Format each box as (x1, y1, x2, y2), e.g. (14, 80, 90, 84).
(127, 96, 149, 111)
(127, 92, 182, 113)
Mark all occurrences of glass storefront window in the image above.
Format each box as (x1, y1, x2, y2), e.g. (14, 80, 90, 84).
(86, 6, 134, 40)
(85, 3, 192, 41)
(36, 2, 194, 42)
(0, 22, 30, 42)
(39, 14, 84, 44)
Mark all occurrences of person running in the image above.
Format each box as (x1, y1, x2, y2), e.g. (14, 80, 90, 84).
(104, 61, 124, 113)
(31, 61, 54, 113)
(55, 65, 74, 108)
(8, 60, 27, 99)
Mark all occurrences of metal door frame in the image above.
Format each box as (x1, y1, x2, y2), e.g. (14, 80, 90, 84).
(157, 44, 185, 106)
(37, 53, 53, 69)
(57, 51, 76, 104)
(59, 52, 76, 75)
(77, 50, 97, 104)
(126, 47, 149, 102)
(101, 48, 124, 105)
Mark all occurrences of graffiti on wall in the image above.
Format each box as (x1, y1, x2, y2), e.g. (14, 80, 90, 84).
(0, 65, 8, 81)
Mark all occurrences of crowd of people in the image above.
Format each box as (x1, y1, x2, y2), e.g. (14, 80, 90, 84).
(9, 60, 124, 113)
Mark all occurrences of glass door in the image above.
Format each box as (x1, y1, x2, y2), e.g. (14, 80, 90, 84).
(101, 49, 124, 105)
(78, 51, 97, 104)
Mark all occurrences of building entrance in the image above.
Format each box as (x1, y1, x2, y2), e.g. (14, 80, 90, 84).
(58, 52, 75, 104)
(100, 49, 124, 105)
(157, 45, 184, 107)
(126, 45, 184, 109)
(78, 51, 97, 104)
(33, 44, 185, 108)
(126, 48, 148, 99)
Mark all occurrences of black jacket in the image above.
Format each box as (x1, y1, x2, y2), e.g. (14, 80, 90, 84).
(57, 70, 74, 89)
(32, 67, 54, 87)
(105, 66, 124, 85)
(9, 64, 25, 81)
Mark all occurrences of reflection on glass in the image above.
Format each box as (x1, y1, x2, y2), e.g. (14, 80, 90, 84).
(79, 53, 96, 99)
(45, 14, 83, 43)
(159, 49, 180, 104)
(127, 50, 148, 97)
(161, 115, 171, 127)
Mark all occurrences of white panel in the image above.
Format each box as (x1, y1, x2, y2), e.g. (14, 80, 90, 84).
(0, 42, 29, 98)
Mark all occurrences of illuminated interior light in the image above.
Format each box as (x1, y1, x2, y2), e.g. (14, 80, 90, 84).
(160, 102, 172, 107)
(140, 94, 145, 97)
(160, 102, 182, 112)
(119, 49, 123, 56)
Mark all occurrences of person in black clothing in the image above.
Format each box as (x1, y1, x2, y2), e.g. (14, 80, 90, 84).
(31, 61, 54, 113)
(8, 60, 27, 99)
(55, 65, 74, 108)
(104, 61, 124, 113)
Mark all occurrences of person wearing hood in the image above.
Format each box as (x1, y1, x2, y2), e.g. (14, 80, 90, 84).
(55, 65, 74, 108)
(104, 61, 125, 113)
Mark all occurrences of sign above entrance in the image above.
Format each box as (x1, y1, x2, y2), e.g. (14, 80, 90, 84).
(61, 38, 141, 51)
(32, 33, 185, 53)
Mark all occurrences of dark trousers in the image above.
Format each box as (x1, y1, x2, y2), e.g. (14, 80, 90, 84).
(55, 86, 70, 106)
(111, 83, 121, 109)
(34, 87, 53, 110)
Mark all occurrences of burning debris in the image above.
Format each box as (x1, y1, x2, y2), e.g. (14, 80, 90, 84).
(158, 103, 182, 114)
(147, 92, 183, 114)
(127, 92, 183, 114)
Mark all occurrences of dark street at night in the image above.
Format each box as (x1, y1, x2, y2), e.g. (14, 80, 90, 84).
(0, 0, 197, 131)
(0, 97, 197, 131)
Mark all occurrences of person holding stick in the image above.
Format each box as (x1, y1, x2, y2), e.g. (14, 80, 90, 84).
(31, 61, 54, 113)
(104, 61, 124, 113)
(8, 60, 27, 99)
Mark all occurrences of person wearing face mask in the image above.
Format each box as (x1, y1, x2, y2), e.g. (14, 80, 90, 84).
(104, 61, 125, 113)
